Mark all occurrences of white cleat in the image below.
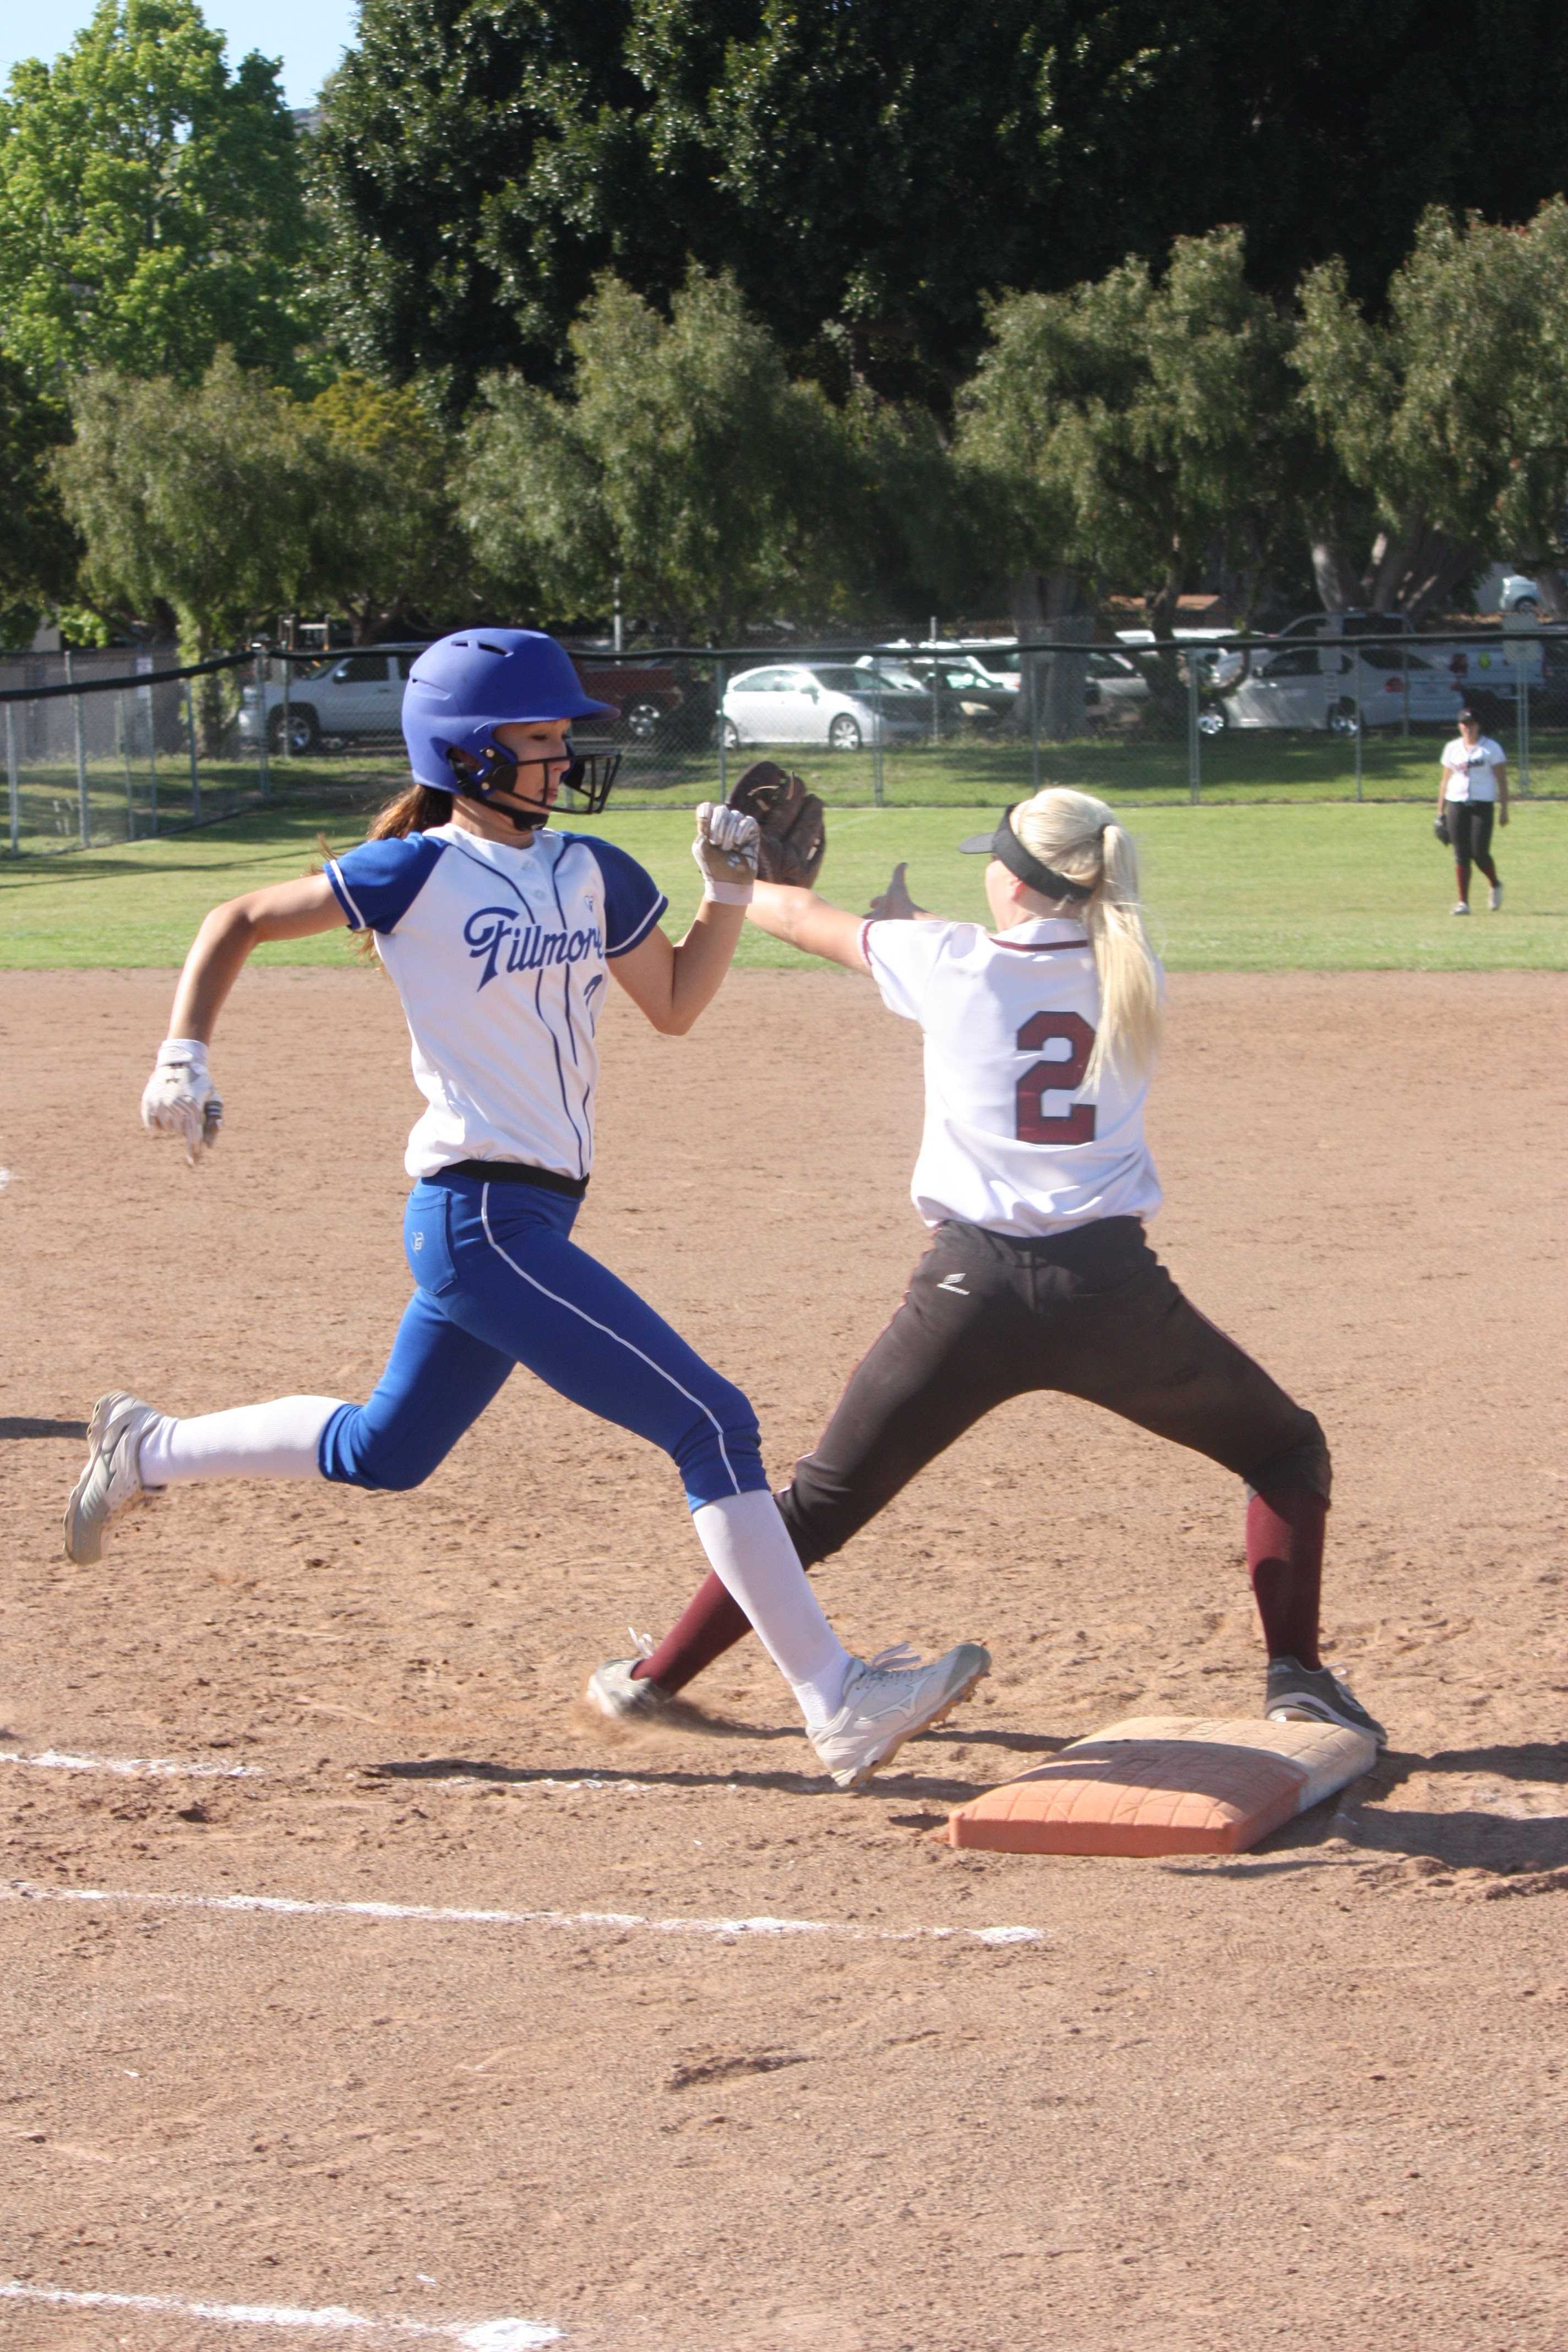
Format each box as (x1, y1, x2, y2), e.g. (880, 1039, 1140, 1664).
(63, 1392, 162, 1565)
(810, 1641, 990, 1791)
(584, 1632, 674, 1723)
(1488, 881, 1503, 911)
(1452, 900, 1471, 914)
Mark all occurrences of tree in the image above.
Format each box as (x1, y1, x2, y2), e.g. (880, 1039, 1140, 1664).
(311, 0, 636, 409)
(1294, 202, 1568, 616)
(54, 351, 318, 742)
(958, 229, 1308, 638)
(304, 374, 471, 643)
(313, 0, 1568, 407)
(0, 356, 80, 646)
(459, 269, 859, 638)
(0, 0, 312, 387)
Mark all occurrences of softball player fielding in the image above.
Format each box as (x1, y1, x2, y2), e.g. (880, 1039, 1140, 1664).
(63, 628, 987, 1790)
(589, 786, 1385, 1747)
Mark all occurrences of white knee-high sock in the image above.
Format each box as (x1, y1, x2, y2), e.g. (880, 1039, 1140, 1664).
(692, 1490, 851, 1728)
(137, 1396, 345, 1487)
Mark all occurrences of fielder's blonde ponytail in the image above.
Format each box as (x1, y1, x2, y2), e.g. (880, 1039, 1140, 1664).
(1010, 787, 1162, 1091)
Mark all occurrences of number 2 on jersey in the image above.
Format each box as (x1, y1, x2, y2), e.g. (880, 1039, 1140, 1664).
(1015, 1011, 1096, 1145)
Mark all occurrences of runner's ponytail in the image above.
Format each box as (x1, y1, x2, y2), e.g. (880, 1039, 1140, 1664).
(366, 781, 455, 840)
(1010, 789, 1162, 1091)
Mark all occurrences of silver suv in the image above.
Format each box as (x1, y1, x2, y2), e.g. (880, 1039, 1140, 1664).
(238, 646, 424, 754)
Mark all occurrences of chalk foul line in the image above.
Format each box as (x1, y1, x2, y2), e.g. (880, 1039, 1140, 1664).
(0, 1748, 262, 1781)
(0, 2281, 558, 2348)
(2, 1880, 1043, 1946)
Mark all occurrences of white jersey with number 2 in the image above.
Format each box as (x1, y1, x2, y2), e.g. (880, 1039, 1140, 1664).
(863, 914, 1163, 1236)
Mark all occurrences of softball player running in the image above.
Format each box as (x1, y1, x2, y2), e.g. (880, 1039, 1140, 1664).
(63, 628, 986, 1789)
(588, 785, 1384, 1745)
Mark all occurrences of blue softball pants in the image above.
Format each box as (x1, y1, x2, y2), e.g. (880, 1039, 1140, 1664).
(318, 1170, 767, 1511)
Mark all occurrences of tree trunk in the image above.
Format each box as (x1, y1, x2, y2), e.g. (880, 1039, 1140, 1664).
(1146, 547, 1184, 641)
(1041, 565, 1090, 739)
(1529, 567, 1568, 620)
(1309, 528, 1362, 613)
(1010, 567, 1045, 741)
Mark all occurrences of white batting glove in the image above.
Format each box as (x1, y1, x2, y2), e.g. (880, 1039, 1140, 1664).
(692, 803, 760, 903)
(141, 1037, 224, 1167)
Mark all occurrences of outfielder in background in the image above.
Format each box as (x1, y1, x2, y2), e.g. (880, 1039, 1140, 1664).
(63, 629, 987, 1790)
(1436, 704, 1508, 914)
(589, 783, 1385, 1747)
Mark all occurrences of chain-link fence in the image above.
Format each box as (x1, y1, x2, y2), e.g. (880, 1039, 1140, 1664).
(0, 646, 277, 852)
(7, 625, 1566, 856)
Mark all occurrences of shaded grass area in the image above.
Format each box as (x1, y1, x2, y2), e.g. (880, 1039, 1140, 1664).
(3, 795, 1565, 971)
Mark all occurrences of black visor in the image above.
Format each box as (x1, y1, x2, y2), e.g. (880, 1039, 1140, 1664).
(957, 804, 1093, 902)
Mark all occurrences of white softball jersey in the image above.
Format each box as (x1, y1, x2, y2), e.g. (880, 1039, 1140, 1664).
(863, 914, 1163, 1236)
(1440, 736, 1505, 801)
(325, 821, 666, 1180)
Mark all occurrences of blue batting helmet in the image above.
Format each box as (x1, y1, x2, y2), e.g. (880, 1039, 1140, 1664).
(401, 627, 621, 824)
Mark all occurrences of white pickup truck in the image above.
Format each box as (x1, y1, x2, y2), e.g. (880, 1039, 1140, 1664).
(237, 647, 421, 754)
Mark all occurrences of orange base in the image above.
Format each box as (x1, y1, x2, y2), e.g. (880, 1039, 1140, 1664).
(941, 1714, 1376, 1856)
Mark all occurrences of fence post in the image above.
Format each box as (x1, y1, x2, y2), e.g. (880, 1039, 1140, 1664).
(872, 714, 885, 808)
(1353, 648, 1363, 802)
(1029, 650, 1041, 794)
(254, 647, 270, 798)
(1186, 655, 1201, 804)
(64, 649, 91, 846)
(6, 704, 18, 856)
(120, 689, 135, 838)
(715, 659, 727, 797)
(281, 651, 293, 760)
(1401, 635, 1410, 735)
(184, 677, 202, 819)
(1515, 638, 1532, 797)
(929, 615, 940, 745)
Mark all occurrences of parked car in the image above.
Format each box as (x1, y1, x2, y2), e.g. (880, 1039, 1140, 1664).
(1476, 565, 1546, 616)
(873, 641, 1021, 717)
(1201, 641, 1465, 734)
(1084, 646, 1153, 721)
(238, 644, 423, 753)
(569, 656, 687, 741)
(720, 663, 930, 750)
(238, 639, 689, 754)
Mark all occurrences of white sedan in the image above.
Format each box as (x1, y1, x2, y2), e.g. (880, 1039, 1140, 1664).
(1206, 643, 1465, 733)
(720, 663, 928, 751)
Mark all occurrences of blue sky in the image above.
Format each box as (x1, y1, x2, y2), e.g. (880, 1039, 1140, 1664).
(2, 0, 360, 110)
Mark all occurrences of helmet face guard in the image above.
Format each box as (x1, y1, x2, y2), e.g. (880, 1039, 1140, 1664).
(439, 734, 622, 831)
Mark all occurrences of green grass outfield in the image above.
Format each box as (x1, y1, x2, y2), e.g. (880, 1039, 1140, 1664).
(3, 796, 1564, 971)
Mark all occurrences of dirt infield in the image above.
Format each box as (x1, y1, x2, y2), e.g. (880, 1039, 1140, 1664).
(2, 965, 1565, 2352)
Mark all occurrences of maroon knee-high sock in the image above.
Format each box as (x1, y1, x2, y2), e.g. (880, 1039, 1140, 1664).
(632, 1571, 753, 1692)
(1246, 1487, 1325, 1667)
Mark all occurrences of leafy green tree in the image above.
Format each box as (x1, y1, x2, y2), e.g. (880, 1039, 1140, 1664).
(303, 374, 471, 642)
(839, 392, 1010, 625)
(311, 0, 635, 409)
(959, 229, 1308, 637)
(1294, 202, 1568, 616)
(459, 269, 858, 638)
(0, 0, 311, 386)
(314, 0, 1568, 406)
(0, 357, 80, 646)
(54, 350, 318, 742)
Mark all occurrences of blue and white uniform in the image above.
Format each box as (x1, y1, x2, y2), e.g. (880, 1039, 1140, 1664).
(325, 821, 666, 1181)
(312, 822, 767, 1511)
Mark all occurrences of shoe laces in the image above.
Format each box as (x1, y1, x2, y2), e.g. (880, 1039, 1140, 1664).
(862, 1643, 921, 1675)
(628, 1628, 655, 1660)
